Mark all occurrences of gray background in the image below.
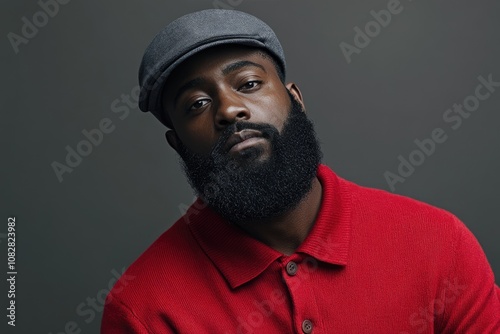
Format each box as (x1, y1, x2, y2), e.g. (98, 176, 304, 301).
(2, 0, 499, 332)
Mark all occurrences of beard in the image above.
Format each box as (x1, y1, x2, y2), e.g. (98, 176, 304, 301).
(176, 92, 322, 224)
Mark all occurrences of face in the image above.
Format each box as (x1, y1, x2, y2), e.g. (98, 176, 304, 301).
(162, 45, 299, 157)
(162, 45, 322, 224)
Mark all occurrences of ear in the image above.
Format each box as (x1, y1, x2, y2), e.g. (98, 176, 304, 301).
(285, 82, 306, 111)
(165, 130, 180, 153)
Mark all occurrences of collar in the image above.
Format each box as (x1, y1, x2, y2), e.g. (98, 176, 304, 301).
(186, 164, 352, 289)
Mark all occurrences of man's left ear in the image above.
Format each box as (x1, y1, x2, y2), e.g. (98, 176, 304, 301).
(285, 82, 305, 111)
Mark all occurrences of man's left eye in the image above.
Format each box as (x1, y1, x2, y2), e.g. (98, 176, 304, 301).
(239, 81, 261, 90)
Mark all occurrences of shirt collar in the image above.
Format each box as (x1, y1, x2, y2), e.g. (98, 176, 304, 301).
(186, 164, 352, 289)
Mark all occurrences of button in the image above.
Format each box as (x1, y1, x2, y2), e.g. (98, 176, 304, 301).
(286, 261, 298, 276)
(302, 319, 313, 333)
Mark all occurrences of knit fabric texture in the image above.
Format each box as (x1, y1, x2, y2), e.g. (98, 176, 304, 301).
(101, 164, 500, 333)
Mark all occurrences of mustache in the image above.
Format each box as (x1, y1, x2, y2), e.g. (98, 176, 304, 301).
(210, 121, 279, 156)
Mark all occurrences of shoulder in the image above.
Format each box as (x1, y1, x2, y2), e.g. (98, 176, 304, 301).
(106, 209, 208, 310)
(343, 177, 459, 228)
(339, 177, 467, 262)
(338, 177, 500, 330)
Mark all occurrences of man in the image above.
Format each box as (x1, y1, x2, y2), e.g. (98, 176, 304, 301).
(101, 9, 500, 333)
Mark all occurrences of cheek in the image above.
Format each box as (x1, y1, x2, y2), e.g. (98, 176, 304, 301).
(167, 104, 212, 153)
(178, 122, 217, 155)
(251, 90, 290, 131)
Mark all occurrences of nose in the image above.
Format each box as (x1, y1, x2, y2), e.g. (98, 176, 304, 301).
(214, 90, 250, 129)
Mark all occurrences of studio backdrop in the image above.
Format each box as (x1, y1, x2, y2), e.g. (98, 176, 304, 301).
(2, 0, 499, 332)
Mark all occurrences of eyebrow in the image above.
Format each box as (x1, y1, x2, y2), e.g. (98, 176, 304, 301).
(221, 60, 266, 76)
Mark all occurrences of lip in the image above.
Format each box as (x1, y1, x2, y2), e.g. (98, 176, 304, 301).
(225, 129, 264, 153)
(229, 137, 267, 154)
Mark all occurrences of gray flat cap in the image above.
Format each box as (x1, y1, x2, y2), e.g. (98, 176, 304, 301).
(138, 9, 286, 128)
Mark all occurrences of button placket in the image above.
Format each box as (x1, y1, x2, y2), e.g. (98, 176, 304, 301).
(281, 256, 320, 333)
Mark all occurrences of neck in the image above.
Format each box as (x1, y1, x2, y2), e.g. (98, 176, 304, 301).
(235, 177, 323, 255)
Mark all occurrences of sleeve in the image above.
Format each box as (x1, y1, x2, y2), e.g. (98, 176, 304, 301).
(100, 292, 165, 334)
(439, 216, 500, 333)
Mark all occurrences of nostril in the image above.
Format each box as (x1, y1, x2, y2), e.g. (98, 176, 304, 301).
(236, 111, 248, 119)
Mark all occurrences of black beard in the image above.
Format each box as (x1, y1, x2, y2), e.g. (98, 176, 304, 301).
(176, 92, 322, 224)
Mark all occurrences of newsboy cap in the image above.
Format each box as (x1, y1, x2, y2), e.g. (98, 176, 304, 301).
(138, 9, 286, 128)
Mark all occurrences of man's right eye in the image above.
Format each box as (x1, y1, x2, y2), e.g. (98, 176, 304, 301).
(188, 99, 210, 111)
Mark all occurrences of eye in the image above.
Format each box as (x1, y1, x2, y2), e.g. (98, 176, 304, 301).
(188, 99, 210, 111)
(239, 80, 261, 91)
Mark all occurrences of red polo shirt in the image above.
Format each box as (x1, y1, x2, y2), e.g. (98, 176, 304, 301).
(101, 164, 500, 333)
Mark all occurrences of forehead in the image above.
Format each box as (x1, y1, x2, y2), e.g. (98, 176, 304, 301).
(163, 45, 276, 96)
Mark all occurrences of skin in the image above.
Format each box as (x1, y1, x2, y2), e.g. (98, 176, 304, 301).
(162, 45, 323, 255)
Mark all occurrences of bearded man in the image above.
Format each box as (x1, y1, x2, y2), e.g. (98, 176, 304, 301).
(101, 9, 500, 334)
